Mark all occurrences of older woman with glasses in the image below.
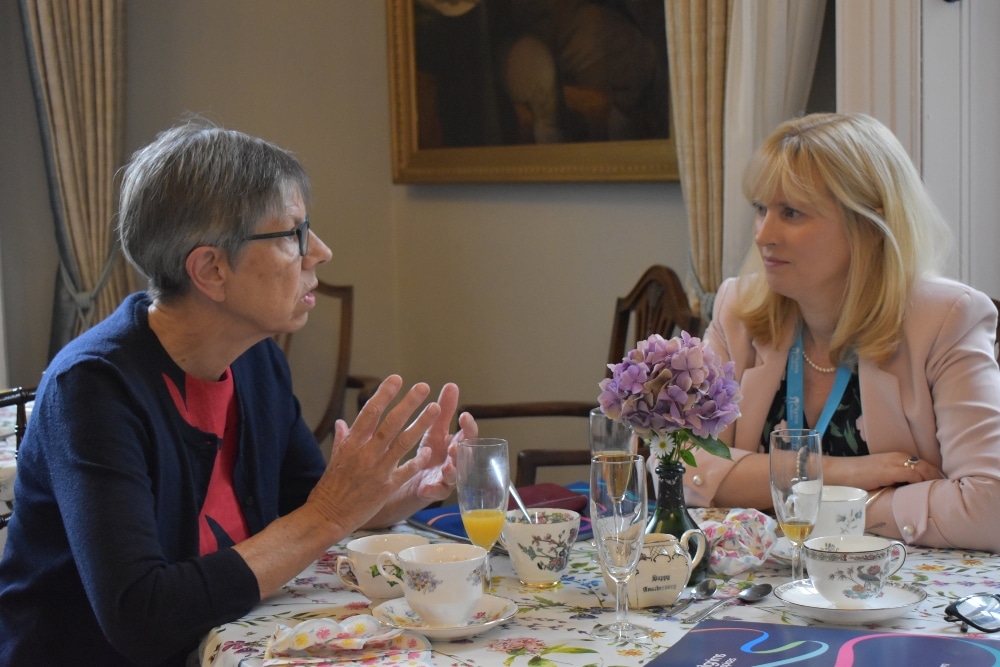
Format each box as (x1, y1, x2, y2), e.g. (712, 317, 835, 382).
(0, 121, 475, 665)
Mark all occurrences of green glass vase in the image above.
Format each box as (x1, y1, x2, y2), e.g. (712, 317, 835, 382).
(645, 459, 709, 583)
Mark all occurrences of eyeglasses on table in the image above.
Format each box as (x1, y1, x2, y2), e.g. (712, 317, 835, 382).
(944, 593, 1000, 633)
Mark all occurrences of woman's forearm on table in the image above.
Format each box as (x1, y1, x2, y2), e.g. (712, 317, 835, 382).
(713, 453, 774, 509)
(233, 503, 348, 599)
(863, 487, 903, 539)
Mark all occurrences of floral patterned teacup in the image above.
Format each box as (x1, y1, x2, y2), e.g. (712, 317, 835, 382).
(376, 543, 487, 626)
(812, 485, 867, 538)
(336, 533, 429, 600)
(804, 535, 907, 608)
(500, 508, 580, 588)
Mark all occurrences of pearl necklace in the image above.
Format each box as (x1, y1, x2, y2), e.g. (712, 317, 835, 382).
(802, 350, 837, 374)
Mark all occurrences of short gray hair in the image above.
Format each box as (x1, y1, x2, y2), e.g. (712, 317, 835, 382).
(117, 119, 311, 301)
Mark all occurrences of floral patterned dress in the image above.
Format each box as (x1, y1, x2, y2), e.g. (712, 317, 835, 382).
(760, 371, 869, 456)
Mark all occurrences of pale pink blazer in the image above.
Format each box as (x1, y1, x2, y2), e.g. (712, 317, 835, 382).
(686, 275, 1000, 553)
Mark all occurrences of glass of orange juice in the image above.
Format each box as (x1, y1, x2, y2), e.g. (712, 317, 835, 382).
(456, 438, 509, 592)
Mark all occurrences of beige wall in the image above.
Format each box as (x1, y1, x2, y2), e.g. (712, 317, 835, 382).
(0, 0, 59, 389)
(1, 1, 689, 479)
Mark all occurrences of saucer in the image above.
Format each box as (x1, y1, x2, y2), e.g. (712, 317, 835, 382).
(372, 594, 518, 640)
(770, 537, 792, 564)
(774, 580, 926, 625)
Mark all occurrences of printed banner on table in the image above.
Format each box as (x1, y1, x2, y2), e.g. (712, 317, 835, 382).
(646, 620, 1000, 666)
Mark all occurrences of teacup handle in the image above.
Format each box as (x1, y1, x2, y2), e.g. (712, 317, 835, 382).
(335, 556, 363, 593)
(886, 540, 907, 576)
(375, 551, 405, 584)
(679, 529, 707, 569)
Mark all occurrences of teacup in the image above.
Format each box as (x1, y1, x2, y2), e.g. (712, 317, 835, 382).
(600, 531, 707, 607)
(501, 508, 580, 587)
(803, 535, 907, 608)
(336, 533, 429, 600)
(811, 485, 866, 538)
(376, 543, 487, 626)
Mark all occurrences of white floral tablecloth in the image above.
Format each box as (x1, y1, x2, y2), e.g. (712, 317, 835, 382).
(199, 522, 999, 667)
(0, 402, 24, 555)
(0, 403, 21, 502)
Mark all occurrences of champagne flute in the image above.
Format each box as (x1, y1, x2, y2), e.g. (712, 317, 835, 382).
(456, 438, 509, 592)
(769, 428, 823, 583)
(587, 412, 637, 560)
(589, 408, 637, 458)
(590, 453, 651, 642)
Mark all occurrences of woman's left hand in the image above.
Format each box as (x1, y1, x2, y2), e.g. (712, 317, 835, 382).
(408, 382, 476, 502)
(824, 451, 943, 491)
(363, 382, 477, 527)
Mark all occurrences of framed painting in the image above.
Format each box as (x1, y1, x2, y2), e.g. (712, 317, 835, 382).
(387, 0, 679, 184)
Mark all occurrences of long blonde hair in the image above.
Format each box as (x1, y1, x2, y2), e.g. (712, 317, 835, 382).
(736, 113, 952, 365)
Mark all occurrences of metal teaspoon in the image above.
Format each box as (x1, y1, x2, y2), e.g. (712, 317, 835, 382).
(508, 483, 534, 523)
(667, 578, 717, 616)
(683, 583, 773, 624)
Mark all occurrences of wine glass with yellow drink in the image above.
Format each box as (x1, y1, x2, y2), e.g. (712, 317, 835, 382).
(769, 428, 823, 583)
(456, 438, 509, 592)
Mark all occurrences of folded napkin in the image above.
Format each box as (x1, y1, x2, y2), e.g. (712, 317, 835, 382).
(263, 614, 433, 666)
(509, 482, 588, 512)
(698, 508, 778, 576)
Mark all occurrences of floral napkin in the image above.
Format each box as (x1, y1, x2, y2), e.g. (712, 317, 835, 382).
(263, 614, 434, 666)
(697, 508, 778, 576)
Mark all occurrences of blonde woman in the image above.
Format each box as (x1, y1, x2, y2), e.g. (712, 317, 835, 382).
(688, 112, 1000, 553)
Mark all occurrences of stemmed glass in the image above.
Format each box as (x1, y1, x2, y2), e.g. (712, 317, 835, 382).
(590, 452, 651, 642)
(587, 409, 637, 557)
(770, 428, 823, 583)
(589, 407, 637, 458)
(456, 438, 509, 592)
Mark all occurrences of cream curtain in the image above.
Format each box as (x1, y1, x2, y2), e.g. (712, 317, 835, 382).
(19, 0, 136, 357)
(721, 0, 827, 278)
(665, 0, 826, 316)
(664, 0, 732, 318)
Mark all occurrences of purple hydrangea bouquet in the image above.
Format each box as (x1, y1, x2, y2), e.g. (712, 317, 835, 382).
(597, 332, 742, 467)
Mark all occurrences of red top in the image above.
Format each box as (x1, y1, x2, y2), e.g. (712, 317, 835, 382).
(163, 369, 249, 554)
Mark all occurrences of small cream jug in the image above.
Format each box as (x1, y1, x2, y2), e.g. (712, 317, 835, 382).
(602, 531, 707, 608)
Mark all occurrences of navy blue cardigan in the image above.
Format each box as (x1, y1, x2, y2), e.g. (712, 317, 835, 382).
(0, 293, 326, 665)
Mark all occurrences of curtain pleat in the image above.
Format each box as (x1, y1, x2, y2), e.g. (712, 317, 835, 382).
(664, 0, 732, 318)
(19, 0, 135, 357)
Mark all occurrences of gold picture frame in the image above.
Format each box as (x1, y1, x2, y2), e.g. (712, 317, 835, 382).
(386, 0, 679, 184)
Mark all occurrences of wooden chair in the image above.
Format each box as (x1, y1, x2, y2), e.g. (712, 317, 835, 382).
(0, 386, 37, 530)
(275, 282, 379, 447)
(460, 265, 700, 486)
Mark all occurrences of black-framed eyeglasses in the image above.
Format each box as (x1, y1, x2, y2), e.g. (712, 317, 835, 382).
(944, 593, 1000, 633)
(245, 216, 310, 256)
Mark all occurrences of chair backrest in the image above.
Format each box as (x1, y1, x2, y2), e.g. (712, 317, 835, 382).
(606, 264, 701, 371)
(459, 264, 700, 487)
(275, 281, 354, 446)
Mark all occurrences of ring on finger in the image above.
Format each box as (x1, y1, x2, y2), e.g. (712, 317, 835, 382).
(903, 456, 919, 470)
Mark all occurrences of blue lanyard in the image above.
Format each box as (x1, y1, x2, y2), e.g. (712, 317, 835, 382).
(786, 329, 852, 438)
